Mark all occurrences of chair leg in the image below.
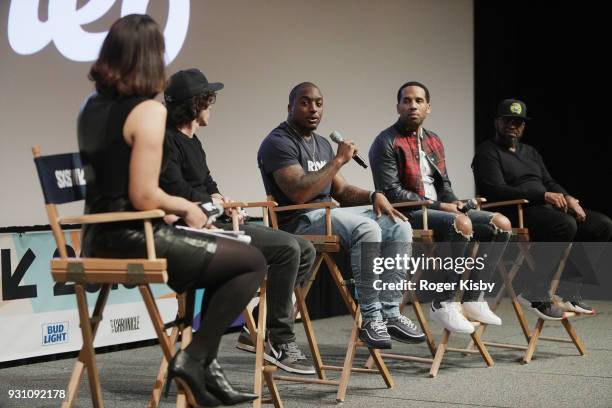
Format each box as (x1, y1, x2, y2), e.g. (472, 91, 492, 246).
(470, 330, 494, 367)
(336, 308, 360, 403)
(149, 292, 189, 408)
(323, 254, 357, 317)
(408, 289, 437, 357)
(295, 287, 326, 380)
(561, 319, 586, 355)
(292, 254, 323, 321)
(74, 284, 104, 407)
(139, 285, 173, 361)
(62, 284, 110, 408)
(429, 329, 450, 378)
(177, 292, 195, 408)
(252, 280, 268, 408)
(523, 318, 545, 364)
(263, 366, 283, 408)
(149, 325, 181, 408)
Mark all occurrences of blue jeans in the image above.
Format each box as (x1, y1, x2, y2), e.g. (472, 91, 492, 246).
(409, 209, 511, 301)
(292, 206, 413, 323)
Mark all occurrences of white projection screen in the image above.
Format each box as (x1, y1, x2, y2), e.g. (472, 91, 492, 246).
(0, 0, 474, 227)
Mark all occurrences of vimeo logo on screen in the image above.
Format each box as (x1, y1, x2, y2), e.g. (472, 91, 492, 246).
(7, 0, 190, 64)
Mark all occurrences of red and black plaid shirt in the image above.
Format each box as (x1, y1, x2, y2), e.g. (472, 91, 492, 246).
(391, 123, 448, 197)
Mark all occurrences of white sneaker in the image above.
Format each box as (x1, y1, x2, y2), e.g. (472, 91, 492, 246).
(462, 301, 502, 326)
(552, 295, 576, 312)
(429, 301, 475, 334)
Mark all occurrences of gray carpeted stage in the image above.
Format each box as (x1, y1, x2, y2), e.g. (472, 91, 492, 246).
(1, 300, 611, 407)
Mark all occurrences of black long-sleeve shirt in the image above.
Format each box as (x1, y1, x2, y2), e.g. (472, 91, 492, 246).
(159, 128, 220, 202)
(471, 139, 568, 204)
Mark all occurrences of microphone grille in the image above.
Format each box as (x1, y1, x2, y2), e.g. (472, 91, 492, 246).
(329, 131, 344, 143)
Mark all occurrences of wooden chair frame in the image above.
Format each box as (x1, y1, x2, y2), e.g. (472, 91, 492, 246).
(33, 146, 174, 408)
(148, 201, 282, 408)
(465, 199, 591, 364)
(367, 198, 494, 377)
(258, 197, 394, 403)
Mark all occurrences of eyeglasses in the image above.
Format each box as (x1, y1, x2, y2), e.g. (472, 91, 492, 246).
(205, 93, 216, 105)
(500, 117, 525, 127)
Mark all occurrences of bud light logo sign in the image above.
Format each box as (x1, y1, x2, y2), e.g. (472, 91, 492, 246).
(42, 322, 69, 346)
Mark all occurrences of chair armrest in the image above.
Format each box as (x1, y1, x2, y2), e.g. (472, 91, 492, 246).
(390, 200, 433, 231)
(221, 201, 248, 209)
(481, 199, 529, 229)
(456, 197, 487, 204)
(59, 210, 166, 225)
(481, 199, 529, 209)
(390, 199, 433, 209)
(240, 201, 278, 209)
(274, 201, 338, 212)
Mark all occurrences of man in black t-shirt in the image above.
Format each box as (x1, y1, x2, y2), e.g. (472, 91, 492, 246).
(160, 69, 316, 375)
(258, 82, 425, 349)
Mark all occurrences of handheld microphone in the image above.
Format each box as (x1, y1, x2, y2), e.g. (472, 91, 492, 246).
(459, 199, 479, 214)
(329, 131, 368, 169)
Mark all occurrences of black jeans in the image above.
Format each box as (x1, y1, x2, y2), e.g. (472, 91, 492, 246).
(506, 205, 612, 300)
(218, 223, 316, 343)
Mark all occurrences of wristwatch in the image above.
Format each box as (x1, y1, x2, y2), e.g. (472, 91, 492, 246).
(370, 190, 383, 203)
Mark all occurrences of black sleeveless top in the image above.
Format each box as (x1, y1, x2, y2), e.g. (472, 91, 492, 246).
(78, 92, 148, 214)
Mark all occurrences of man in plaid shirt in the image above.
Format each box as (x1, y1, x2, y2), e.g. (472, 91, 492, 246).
(369, 82, 512, 333)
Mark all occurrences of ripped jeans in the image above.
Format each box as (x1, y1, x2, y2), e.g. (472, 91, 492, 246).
(408, 209, 511, 302)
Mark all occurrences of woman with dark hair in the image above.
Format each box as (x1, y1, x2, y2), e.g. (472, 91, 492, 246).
(78, 14, 264, 407)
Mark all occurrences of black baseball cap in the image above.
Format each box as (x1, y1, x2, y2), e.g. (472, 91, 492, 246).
(496, 99, 530, 120)
(164, 68, 223, 104)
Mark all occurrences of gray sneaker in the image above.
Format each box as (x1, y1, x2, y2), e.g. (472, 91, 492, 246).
(518, 295, 564, 320)
(265, 340, 316, 375)
(385, 315, 426, 343)
(235, 326, 256, 353)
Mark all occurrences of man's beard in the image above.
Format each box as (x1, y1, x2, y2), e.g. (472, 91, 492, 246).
(496, 132, 519, 149)
(400, 116, 420, 131)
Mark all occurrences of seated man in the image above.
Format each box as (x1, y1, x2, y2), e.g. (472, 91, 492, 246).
(472, 98, 612, 318)
(160, 69, 316, 375)
(369, 81, 512, 334)
(257, 82, 424, 349)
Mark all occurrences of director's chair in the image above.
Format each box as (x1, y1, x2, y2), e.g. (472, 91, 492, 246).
(149, 200, 282, 408)
(256, 196, 394, 403)
(367, 198, 494, 377)
(464, 199, 592, 364)
(32, 146, 173, 408)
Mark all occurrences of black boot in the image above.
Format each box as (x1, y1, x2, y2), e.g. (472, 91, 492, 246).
(166, 350, 221, 407)
(204, 359, 258, 405)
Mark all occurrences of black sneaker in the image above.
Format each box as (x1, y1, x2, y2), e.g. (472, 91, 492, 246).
(518, 294, 564, 320)
(385, 315, 426, 343)
(359, 320, 392, 349)
(235, 326, 256, 353)
(265, 340, 316, 375)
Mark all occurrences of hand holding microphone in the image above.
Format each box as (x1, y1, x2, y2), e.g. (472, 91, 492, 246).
(329, 131, 368, 169)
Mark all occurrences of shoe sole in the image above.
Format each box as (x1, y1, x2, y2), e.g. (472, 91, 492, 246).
(263, 354, 316, 375)
(389, 334, 426, 344)
(461, 314, 502, 326)
(387, 329, 426, 344)
(531, 307, 563, 321)
(358, 331, 392, 349)
(236, 342, 256, 353)
(429, 314, 475, 334)
(573, 306, 595, 314)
